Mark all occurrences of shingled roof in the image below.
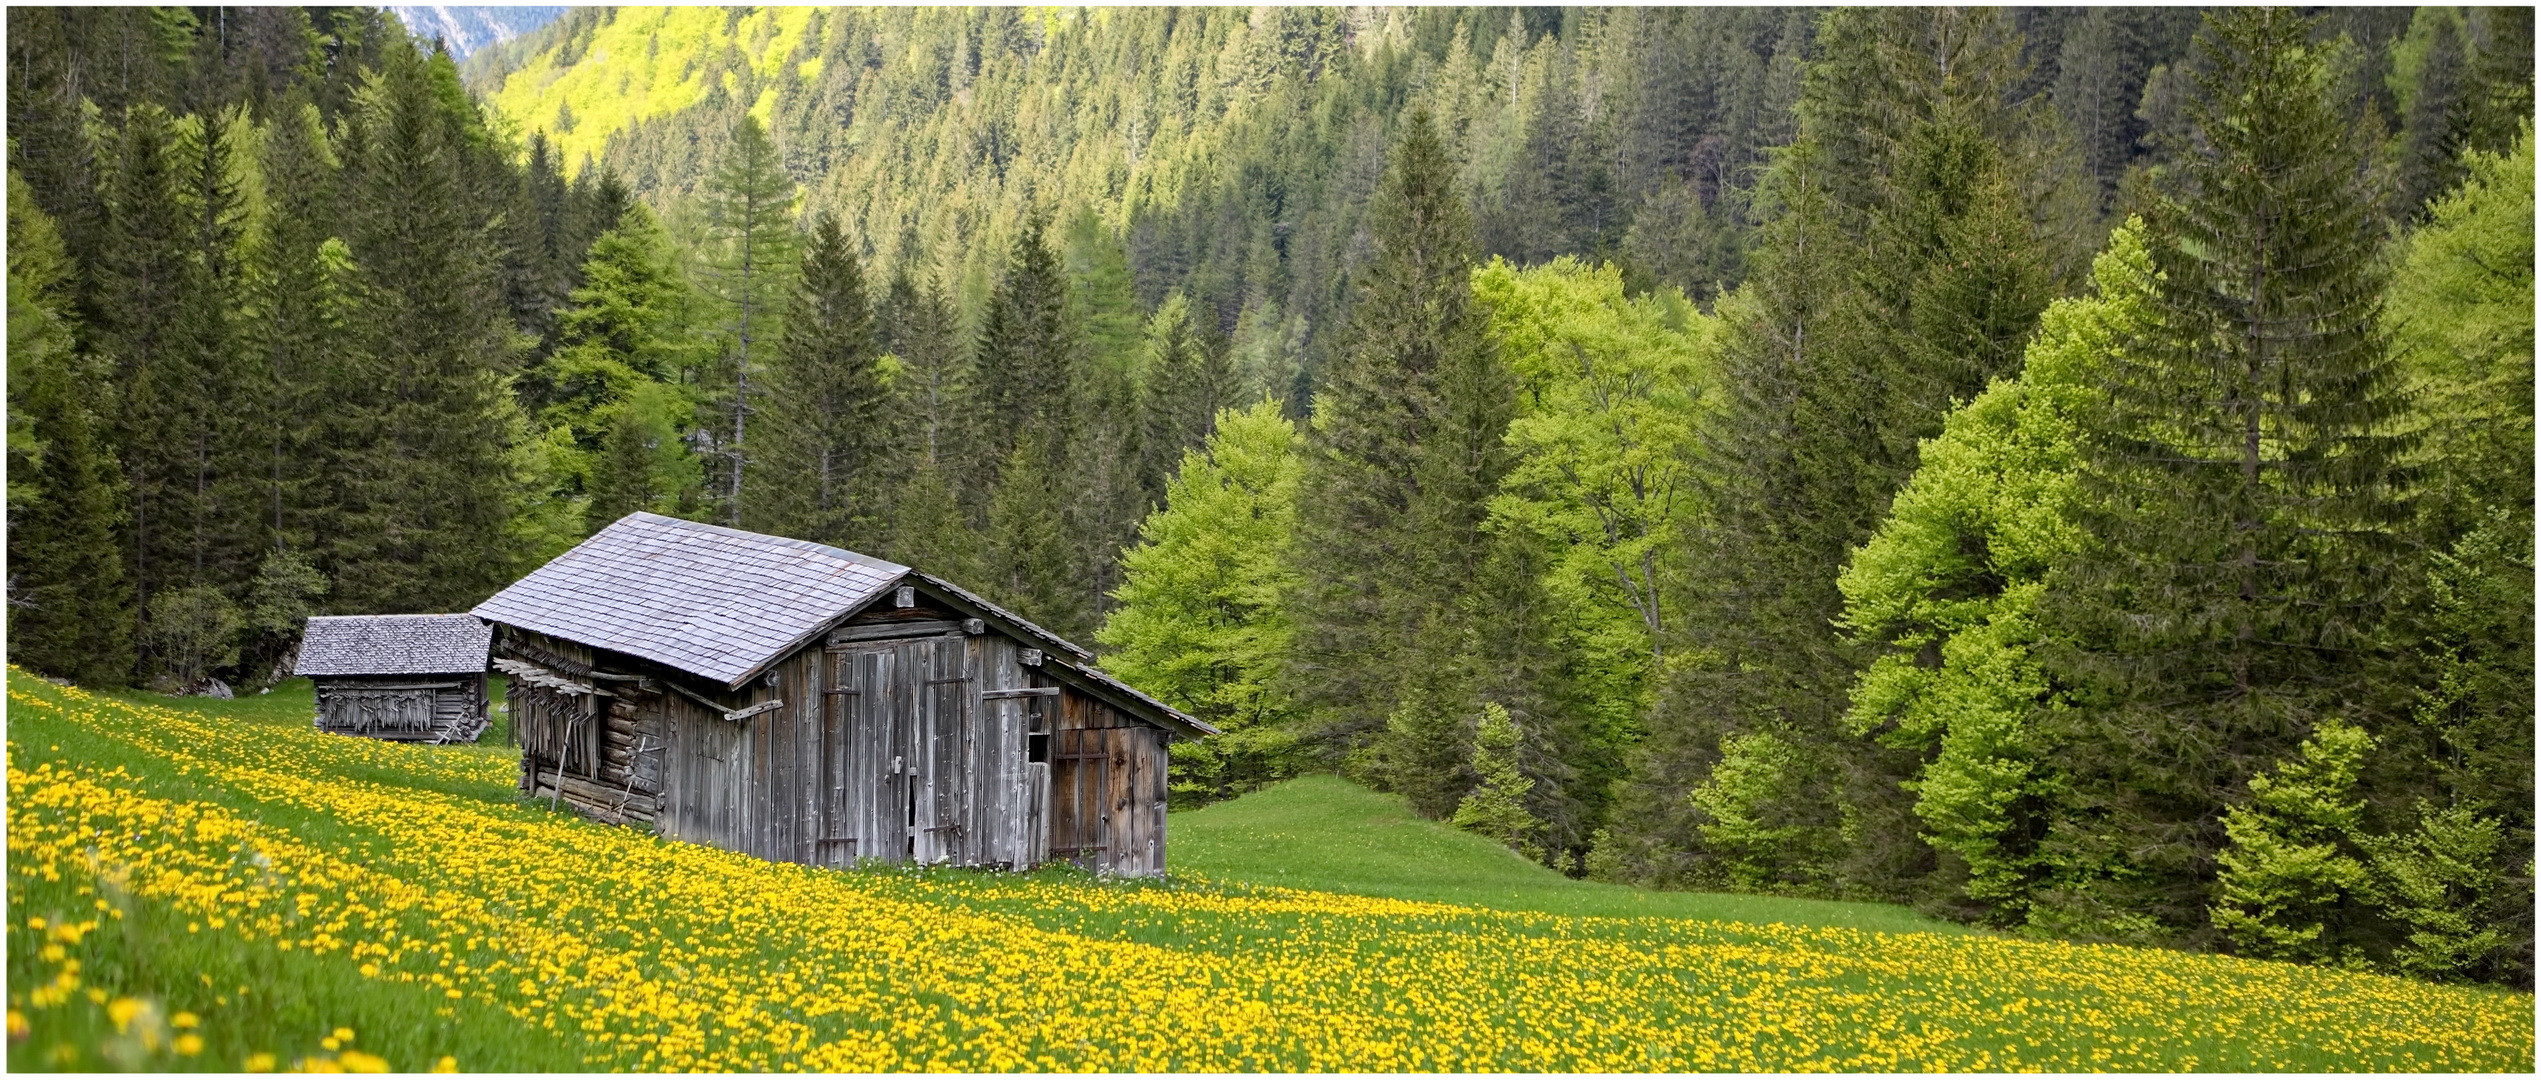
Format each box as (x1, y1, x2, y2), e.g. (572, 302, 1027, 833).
(471, 513, 1215, 736)
(295, 614, 491, 677)
(471, 513, 909, 688)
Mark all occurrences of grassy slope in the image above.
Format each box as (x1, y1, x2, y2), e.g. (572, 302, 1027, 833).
(101, 676, 515, 746)
(1170, 775, 1960, 935)
(9, 672, 2530, 1072)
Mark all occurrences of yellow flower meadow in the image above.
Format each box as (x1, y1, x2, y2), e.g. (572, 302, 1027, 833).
(6, 674, 2532, 1072)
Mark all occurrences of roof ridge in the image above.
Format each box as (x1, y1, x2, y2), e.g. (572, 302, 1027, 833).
(621, 511, 910, 575)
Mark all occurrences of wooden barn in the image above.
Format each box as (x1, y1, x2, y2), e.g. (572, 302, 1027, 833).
(469, 512, 1215, 877)
(295, 614, 493, 743)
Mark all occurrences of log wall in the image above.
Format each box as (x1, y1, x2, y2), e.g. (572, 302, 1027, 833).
(314, 673, 487, 744)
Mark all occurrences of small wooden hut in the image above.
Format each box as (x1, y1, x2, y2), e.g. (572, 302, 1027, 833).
(296, 614, 492, 743)
(470, 512, 1215, 877)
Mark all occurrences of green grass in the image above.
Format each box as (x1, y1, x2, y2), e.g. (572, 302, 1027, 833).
(9, 675, 573, 1072)
(1169, 774, 1962, 934)
(99, 676, 518, 748)
(9, 672, 2530, 1072)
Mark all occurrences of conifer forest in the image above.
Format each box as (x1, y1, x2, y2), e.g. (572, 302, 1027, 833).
(8, 5, 2535, 988)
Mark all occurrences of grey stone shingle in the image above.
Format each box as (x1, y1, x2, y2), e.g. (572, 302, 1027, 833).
(470, 513, 906, 687)
(295, 614, 491, 677)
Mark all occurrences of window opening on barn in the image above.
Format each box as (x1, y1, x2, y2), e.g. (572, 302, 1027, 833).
(1027, 701, 1050, 764)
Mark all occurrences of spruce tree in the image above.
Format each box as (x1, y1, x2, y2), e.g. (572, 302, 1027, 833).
(982, 437, 1089, 638)
(696, 115, 798, 523)
(329, 42, 524, 612)
(880, 269, 971, 486)
(1134, 292, 1222, 508)
(2390, 8, 2473, 222)
(94, 102, 201, 638)
(750, 213, 887, 550)
(1450, 703, 1549, 861)
(237, 91, 347, 564)
(2037, 8, 2418, 940)
(973, 215, 1075, 481)
(7, 172, 135, 686)
(177, 105, 261, 597)
(877, 268, 980, 578)
(976, 215, 1095, 633)
(2461, 8, 2535, 160)
(1287, 110, 1513, 813)
(1606, 7, 2058, 894)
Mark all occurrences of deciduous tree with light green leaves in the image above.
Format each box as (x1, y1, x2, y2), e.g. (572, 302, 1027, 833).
(1099, 400, 1305, 806)
(2388, 129, 2533, 986)
(1473, 256, 1716, 741)
(1836, 222, 2157, 923)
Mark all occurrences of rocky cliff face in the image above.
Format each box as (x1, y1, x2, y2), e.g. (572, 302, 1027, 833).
(387, 5, 564, 59)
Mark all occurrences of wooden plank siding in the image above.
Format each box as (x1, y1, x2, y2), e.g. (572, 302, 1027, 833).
(495, 583, 1178, 877)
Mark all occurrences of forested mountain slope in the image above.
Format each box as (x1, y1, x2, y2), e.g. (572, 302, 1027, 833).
(467, 6, 1800, 399)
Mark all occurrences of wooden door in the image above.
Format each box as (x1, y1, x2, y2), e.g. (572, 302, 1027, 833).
(825, 645, 902, 865)
(1050, 728, 1112, 868)
(825, 635, 971, 865)
(907, 635, 970, 865)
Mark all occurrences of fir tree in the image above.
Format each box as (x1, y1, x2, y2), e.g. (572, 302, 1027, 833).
(973, 214, 1075, 481)
(880, 269, 970, 484)
(1608, 7, 2058, 894)
(1450, 703, 1548, 862)
(329, 42, 525, 612)
(695, 114, 798, 523)
(2460, 8, 2535, 160)
(237, 91, 349, 563)
(7, 172, 135, 686)
(1288, 109, 1513, 814)
(1133, 292, 1218, 510)
(177, 105, 263, 598)
(975, 214, 1096, 632)
(982, 437, 1089, 638)
(875, 267, 981, 577)
(2390, 8, 2473, 222)
(94, 102, 201, 637)
(2038, 8, 2419, 940)
(750, 213, 887, 550)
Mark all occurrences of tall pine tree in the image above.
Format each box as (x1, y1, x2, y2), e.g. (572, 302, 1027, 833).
(7, 171, 135, 686)
(2036, 8, 2418, 943)
(1288, 110, 1515, 817)
(749, 213, 887, 550)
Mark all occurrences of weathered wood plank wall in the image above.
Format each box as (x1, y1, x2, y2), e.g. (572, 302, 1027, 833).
(502, 594, 1174, 877)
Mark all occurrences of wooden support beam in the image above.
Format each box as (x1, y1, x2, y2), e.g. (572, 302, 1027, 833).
(827, 620, 962, 645)
(723, 699, 785, 723)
